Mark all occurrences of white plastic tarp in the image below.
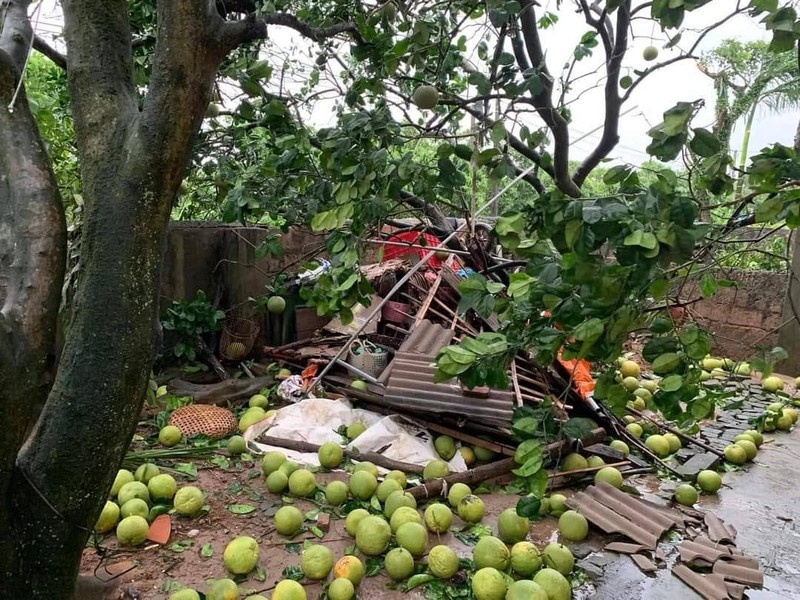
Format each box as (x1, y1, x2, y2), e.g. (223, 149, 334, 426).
(243, 397, 467, 474)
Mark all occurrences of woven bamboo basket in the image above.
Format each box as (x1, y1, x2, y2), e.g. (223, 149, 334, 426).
(219, 316, 260, 361)
(168, 405, 238, 439)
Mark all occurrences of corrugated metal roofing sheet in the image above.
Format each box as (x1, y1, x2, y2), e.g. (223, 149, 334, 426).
(397, 319, 455, 357)
(565, 481, 682, 549)
(384, 353, 515, 427)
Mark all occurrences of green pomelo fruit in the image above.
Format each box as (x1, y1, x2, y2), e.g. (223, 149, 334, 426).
(384, 547, 415, 581)
(327, 577, 354, 600)
(349, 470, 378, 500)
(560, 453, 588, 472)
(261, 451, 287, 476)
(664, 433, 682, 453)
(248, 394, 269, 409)
(168, 589, 201, 600)
(347, 422, 367, 439)
(227, 435, 247, 455)
(173, 486, 204, 517)
(548, 494, 568, 517)
(384, 491, 416, 518)
(473, 535, 510, 571)
(266, 470, 289, 494)
(288, 469, 317, 497)
(496, 507, 529, 544)
(423, 459, 450, 481)
(355, 515, 392, 555)
(390, 506, 422, 533)
(542, 543, 574, 575)
(148, 474, 177, 503)
(412, 85, 440, 110)
(134, 463, 160, 484)
(300, 544, 333, 580)
(645, 434, 671, 457)
(223, 536, 260, 575)
(434, 436, 456, 461)
(471, 567, 508, 600)
(533, 568, 572, 600)
(510, 541, 542, 576)
(116, 515, 149, 546)
(120, 498, 149, 520)
(609, 440, 629, 456)
(457, 494, 485, 523)
(558, 510, 589, 542)
(376, 478, 402, 502)
(385, 470, 407, 488)
(735, 439, 757, 460)
(506, 580, 548, 600)
(724, 444, 747, 465)
(423, 503, 453, 534)
(696, 470, 722, 493)
(743, 430, 764, 447)
(159, 425, 182, 447)
(447, 482, 471, 508)
(427, 544, 459, 578)
(206, 579, 239, 600)
(674, 484, 698, 507)
(622, 376, 640, 392)
(620, 360, 640, 378)
(344, 508, 370, 537)
(595, 467, 623, 489)
(473, 446, 495, 462)
(118, 481, 150, 506)
(396, 521, 428, 557)
(318, 441, 344, 469)
(267, 296, 286, 314)
(625, 423, 643, 438)
(95, 501, 120, 534)
(587, 456, 605, 468)
(274, 505, 304, 536)
(353, 461, 379, 478)
(325, 480, 349, 506)
(111, 469, 135, 497)
(270, 579, 306, 600)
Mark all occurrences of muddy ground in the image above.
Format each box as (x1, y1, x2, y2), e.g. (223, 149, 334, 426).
(79, 418, 799, 600)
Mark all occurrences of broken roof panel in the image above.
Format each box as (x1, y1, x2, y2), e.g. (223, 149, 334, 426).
(673, 564, 731, 600)
(384, 354, 515, 427)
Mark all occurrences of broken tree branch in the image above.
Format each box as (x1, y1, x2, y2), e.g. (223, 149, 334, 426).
(167, 375, 272, 404)
(257, 435, 424, 474)
(405, 428, 606, 500)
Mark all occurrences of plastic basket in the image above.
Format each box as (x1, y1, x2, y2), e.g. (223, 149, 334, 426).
(347, 339, 389, 378)
(219, 316, 260, 361)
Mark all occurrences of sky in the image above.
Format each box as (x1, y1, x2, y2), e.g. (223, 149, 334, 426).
(31, 1, 800, 169)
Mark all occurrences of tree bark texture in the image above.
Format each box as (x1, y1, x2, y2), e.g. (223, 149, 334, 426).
(0, 1, 237, 596)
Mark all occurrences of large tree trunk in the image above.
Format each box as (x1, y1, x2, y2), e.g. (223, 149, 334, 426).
(0, 1, 237, 596)
(0, 0, 68, 588)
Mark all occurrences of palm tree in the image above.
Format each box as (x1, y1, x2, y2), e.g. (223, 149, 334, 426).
(699, 40, 800, 192)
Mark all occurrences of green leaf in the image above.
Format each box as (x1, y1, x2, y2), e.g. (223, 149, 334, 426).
(660, 374, 683, 392)
(228, 504, 256, 515)
(200, 543, 213, 558)
(514, 438, 544, 466)
(507, 272, 534, 299)
(603, 164, 632, 184)
(651, 352, 682, 374)
(572, 318, 604, 342)
(516, 495, 542, 519)
(623, 230, 643, 246)
(662, 101, 695, 136)
(565, 220, 582, 248)
(699, 273, 717, 298)
(690, 128, 721, 157)
(563, 417, 596, 439)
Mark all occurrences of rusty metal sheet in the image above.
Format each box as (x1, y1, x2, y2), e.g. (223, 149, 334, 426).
(673, 564, 730, 600)
(713, 557, 764, 587)
(705, 513, 737, 544)
(384, 354, 515, 426)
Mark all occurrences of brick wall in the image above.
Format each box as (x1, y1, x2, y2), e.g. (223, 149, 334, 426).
(682, 269, 787, 360)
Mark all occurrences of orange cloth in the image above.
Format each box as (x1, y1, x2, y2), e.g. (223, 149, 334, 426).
(543, 310, 596, 400)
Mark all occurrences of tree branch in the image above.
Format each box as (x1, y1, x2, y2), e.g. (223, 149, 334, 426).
(222, 11, 364, 49)
(0, 0, 33, 72)
(516, 0, 580, 197)
(573, 1, 629, 186)
(33, 34, 67, 70)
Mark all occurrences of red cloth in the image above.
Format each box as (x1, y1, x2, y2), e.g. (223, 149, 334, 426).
(379, 231, 448, 269)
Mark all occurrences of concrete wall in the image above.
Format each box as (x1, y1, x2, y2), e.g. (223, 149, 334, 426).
(681, 269, 788, 360)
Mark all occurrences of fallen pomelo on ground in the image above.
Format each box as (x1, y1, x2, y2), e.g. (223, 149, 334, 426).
(95, 501, 120, 533)
(595, 466, 623, 489)
(674, 484, 698, 507)
(427, 544, 459, 578)
(327, 577, 355, 600)
(300, 543, 334, 580)
(447, 482, 471, 507)
(325, 480, 349, 505)
(506, 580, 548, 600)
(471, 567, 508, 600)
(390, 506, 422, 533)
(473, 535, 510, 571)
(173, 485, 205, 517)
(274, 505, 304, 536)
(288, 469, 317, 497)
(116, 515, 149, 546)
(159, 425, 182, 446)
(226, 435, 247, 455)
(223, 536, 260, 575)
(355, 515, 392, 555)
(423, 502, 453, 533)
(510, 541, 542, 576)
(206, 579, 239, 600)
(496, 507, 529, 544)
(542, 543, 574, 575)
(270, 579, 306, 600)
(384, 547, 415, 580)
(334, 555, 365, 585)
(457, 494, 485, 523)
(318, 441, 344, 468)
(349, 470, 378, 500)
(396, 521, 428, 557)
(533, 568, 572, 600)
(558, 510, 589, 542)
(697, 469, 722, 493)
